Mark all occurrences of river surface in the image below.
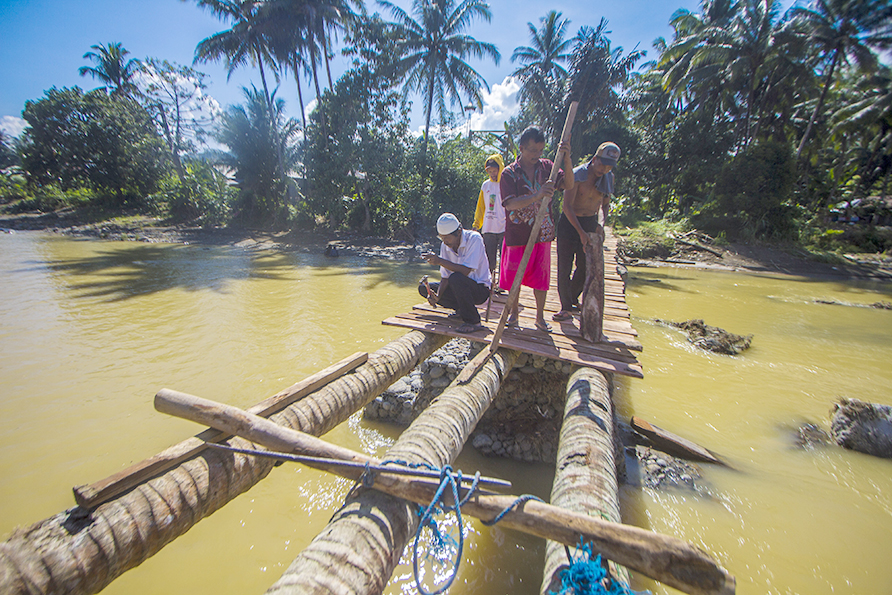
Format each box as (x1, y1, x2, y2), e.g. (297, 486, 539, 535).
(0, 231, 890, 594)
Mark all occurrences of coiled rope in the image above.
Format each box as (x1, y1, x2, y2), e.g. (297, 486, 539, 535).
(363, 461, 646, 595)
(555, 539, 649, 595)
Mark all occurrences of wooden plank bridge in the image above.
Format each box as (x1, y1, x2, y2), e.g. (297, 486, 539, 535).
(384, 229, 643, 378)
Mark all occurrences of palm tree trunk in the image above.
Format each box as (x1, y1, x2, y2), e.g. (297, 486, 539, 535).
(309, 42, 322, 99)
(265, 348, 521, 595)
(540, 367, 628, 593)
(254, 43, 289, 209)
(291, 56, 307, 131)
(0, 331, 448, 595)
(321, 27, 334, 90)
(421, 73, 436, 162)
(797, 48, 840, 159)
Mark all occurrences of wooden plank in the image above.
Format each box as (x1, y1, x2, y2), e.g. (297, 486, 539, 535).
(72, 351, 369, 508)
(382, 316, 643, 378)
(469, 302, 640, 340)
(401, 308, 641, 352)
(631, 416, 728, 466)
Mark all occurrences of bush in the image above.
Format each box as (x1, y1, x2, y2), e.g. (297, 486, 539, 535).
(616, 219, 687, 259)
(162, 161, 234, 226)
(0, 172, 29, 204)
(7, 185, 98, 212)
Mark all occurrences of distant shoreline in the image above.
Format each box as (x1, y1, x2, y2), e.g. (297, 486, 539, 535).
(2, 209, 891, 282)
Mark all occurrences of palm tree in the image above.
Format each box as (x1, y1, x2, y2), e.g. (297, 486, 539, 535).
(564, 20, 643, 140)
(379, 0, 500, 158)
(78, 42, 141, 97)
(511, 10, 573, 82)
(191, 0, 277, 111)
(191, 0, 296, 195)
(833, 65, 892, 195)
(304, 0, 360, 90)
(261, 0, 314, 130)
(510, 11, 572, 134)
(791, 0, 892, 157)
(217, 86, 300, 225)
(660, 0, 741, 127)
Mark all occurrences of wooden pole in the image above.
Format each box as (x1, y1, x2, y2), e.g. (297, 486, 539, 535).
(266, 347, 520, 594)
(579, 227, 606, 342)
(73, 351, 368, 508)
(155, 390, 736, 595)
(542, 367, 627, 592)
(457, 102, 578, 384)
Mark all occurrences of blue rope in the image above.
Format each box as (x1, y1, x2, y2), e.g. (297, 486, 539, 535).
(379, 459, 545, 595)
(554, 539, 649, 595)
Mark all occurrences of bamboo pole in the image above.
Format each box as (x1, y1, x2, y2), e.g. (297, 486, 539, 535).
(0, 330, 448, 595)
(457, 103, 578, 384)
(155, 383, 736, 595)
(266, 348, 521, 595)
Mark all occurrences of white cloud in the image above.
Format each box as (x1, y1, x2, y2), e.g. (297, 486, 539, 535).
(411, 76, 521, 140)
(1, 116, 27, 139)
(470, 77, 520, 132)
(304, 98, 317, 123)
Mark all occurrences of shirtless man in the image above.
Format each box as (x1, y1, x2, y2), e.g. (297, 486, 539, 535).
(553, 141, 621, 321)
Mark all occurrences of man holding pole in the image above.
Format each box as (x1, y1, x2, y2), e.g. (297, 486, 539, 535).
(499, 126, 574, 332)
(553, 141, 621, 334)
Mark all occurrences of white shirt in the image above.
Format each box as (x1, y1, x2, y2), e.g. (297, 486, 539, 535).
(480, 179, 505, 234)
(439, 229, 491, 287)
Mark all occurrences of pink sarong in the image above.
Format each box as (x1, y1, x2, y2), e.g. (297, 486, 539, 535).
(499, 241, 551, 292)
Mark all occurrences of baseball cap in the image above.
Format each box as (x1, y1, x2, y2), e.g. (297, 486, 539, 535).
(436, 213, 461, 235)
(595, 142, 621, 167)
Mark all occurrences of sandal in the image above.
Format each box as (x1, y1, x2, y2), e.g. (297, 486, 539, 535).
(456, 323, 484, 334)
(506, 315, 519, 327)
(535, 320, 552, 332)
(552, 311, 573, 322)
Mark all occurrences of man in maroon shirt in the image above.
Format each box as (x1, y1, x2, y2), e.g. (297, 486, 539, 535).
(499, 126, 574, 332)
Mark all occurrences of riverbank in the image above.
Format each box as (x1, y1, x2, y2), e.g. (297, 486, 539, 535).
(2, 209, 891, 281)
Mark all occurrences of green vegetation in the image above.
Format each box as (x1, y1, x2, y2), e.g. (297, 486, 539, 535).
(1, 0, 890, 255)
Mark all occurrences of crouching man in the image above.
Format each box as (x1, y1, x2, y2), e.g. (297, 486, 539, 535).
(418, 213, 491, 334)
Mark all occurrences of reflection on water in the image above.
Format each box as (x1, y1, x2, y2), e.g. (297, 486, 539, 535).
(1, 233, 890, 595)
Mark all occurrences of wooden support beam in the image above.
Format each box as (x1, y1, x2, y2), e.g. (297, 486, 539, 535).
(73, 352, 368, 508)
(155, 388, 736, 595)
(580, 228, 606, 343)
(631, 417, 728, 466)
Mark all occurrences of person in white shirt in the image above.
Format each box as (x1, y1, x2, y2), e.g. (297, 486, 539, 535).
(472, 154, 506, 276)
(418, 213, 491, 334)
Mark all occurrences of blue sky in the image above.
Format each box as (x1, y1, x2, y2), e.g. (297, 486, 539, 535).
(1, 0, 796, 139)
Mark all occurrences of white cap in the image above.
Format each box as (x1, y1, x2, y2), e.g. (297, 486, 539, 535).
(436, 213, 461, 235)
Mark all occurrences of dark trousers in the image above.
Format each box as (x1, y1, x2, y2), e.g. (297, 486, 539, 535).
(418, 273, 490, 324)
(482, 232, 503, 273)
(556, 213, 600, 311)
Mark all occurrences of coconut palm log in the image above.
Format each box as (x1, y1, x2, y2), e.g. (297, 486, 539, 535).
(541, 367, 627, 593)
(265, 348, 521, 594)
(0, 330, 448, 595)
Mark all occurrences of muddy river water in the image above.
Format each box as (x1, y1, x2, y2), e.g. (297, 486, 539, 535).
(1, 231, 890, 594)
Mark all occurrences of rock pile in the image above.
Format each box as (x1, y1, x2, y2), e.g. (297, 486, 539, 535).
(623, 445, 702, 490)
(657, 318, 752, 355)
(831, 398, 892, 459)
(363, 339, 572, 463)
